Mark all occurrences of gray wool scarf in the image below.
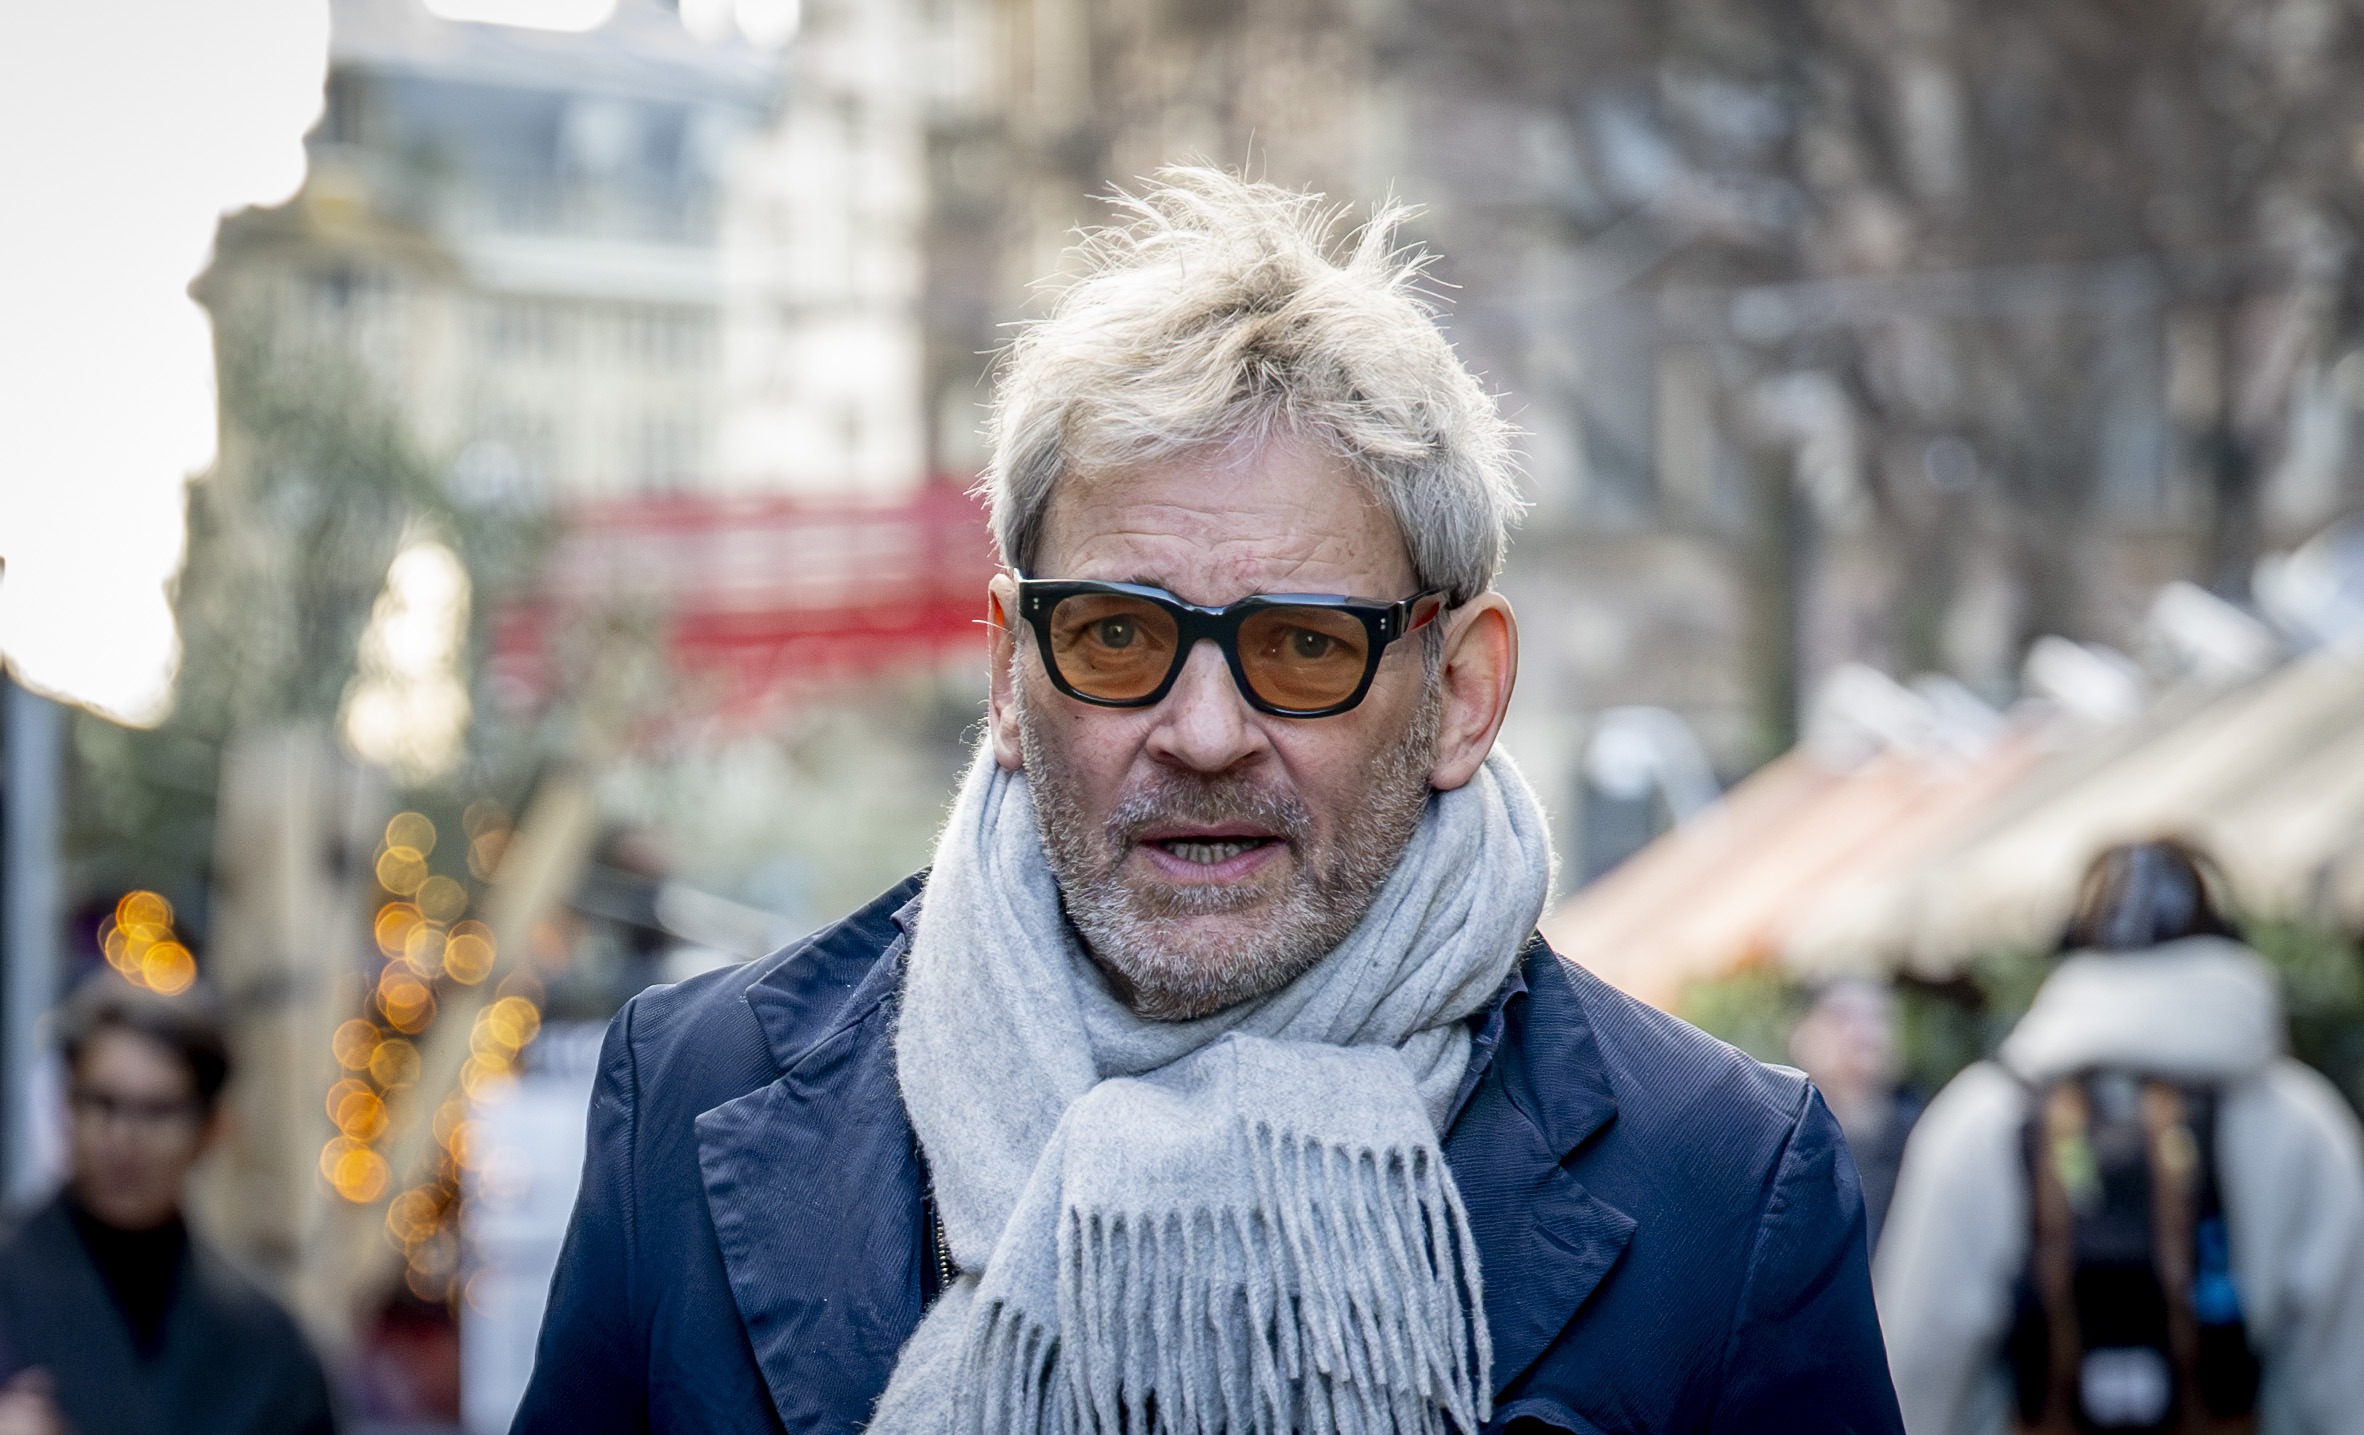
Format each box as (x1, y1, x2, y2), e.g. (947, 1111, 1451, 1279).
(871, 746, 1554, 1435)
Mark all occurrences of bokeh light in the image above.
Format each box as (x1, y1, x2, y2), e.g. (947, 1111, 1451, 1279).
(368, 1037, 421, 1089)
(385, 811, 437, 856)
(374, 901, 423, 958)
(416, 874, 467, 923)
(443, 921, 496, 985)
(326, 1078, 370, 1122)
(431, 1093, 467, 1150)
(487, 996, 541, 1050)
(322, 1139, 391, 1203)
(458, 1055, 510, 1098)
(376, 845, 429, 897)
(385, 1186, 443, 1246)
(116, 890, 173, 930)
(377, 967, 436, 1032)
(331, 1018, 382, 1071)
(99, 891, 197, 992)
(444, 1118, 483, 1170)
(330, 1081, 389, 1142)
(402, 923, 448, 979)
(141, 940, 196, 994)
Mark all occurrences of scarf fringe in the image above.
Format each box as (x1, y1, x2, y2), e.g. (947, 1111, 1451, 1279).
(954, 1128, 1490, 1435)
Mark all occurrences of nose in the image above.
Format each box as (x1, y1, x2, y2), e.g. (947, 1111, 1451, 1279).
(1143, 639, 1268, 774)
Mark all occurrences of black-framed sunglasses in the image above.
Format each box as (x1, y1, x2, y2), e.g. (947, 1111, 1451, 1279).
(1014, 575, 1447, 718)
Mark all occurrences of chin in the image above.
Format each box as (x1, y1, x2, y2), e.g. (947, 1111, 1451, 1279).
(1150, 910, 1279, 956)
(84, 1191, 178, 1229)
(1093, 907, 1332, 1020)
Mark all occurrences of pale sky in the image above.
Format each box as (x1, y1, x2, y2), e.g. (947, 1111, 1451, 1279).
(0, 0, 329, 724)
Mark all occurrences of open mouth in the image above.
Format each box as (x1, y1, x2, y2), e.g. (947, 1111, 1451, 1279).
(1130, 822, 1288, 879)
(1152, 836, 1277, 866)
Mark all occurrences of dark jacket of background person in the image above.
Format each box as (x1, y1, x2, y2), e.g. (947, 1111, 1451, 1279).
(0, 1194, 337, 1435)
(513, 875, 1905, 1435)
(1874, 845, 2364, 1435)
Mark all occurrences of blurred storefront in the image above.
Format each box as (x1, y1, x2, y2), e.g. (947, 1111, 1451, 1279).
(1547, 519, 2364, 1105)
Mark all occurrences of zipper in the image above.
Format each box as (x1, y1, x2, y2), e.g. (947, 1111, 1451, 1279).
(928, 1196, 958, 1295)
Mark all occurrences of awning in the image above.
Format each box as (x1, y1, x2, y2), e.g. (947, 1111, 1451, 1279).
(1545, 645, 2364, 1008)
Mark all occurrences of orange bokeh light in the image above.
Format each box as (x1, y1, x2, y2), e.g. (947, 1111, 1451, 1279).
(319, 1136, 362, 1181)
(386, 1187, 443, 1246)
(334, 1088, 388, 1143)
(327, 1078, 371, 1121)
(385, 811, 437, 858)
(116, 890, 172, 932)
(402, 923, 448, 978)
(378, 967, 436, 1033)
(332, 1019, 382, 1071)
(491, 995, 541, 1044)
(458, 1054, 512, 1098)
(443, 922, 496, 984)
(141, 941, 195, 994)
(374, 902, 423, 959)
(328, 1145, 391, 1203)
(369, 1037, 421, 1088)
(376, 845, 429, 896)
(416, 874, 467, 923)
(431, 1094, 466, 1147)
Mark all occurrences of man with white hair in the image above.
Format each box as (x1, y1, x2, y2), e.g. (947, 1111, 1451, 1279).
(513, 171, 1902, 1435)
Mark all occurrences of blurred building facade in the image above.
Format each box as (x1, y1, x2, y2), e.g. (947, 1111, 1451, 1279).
(204, 0, 775, 501)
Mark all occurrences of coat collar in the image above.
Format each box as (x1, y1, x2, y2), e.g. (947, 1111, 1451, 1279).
(1445, 938, 1635, 1400)
(744, 873, 924, 1072)
(694, 879, 928, 1435)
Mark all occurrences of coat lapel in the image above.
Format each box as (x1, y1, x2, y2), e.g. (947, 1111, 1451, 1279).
(695, 889, 927, 1435)
(1447, 943, 1636, 1398)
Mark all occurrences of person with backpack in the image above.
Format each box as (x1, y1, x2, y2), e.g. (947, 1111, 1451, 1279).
(1875, 839, 2364, 1434)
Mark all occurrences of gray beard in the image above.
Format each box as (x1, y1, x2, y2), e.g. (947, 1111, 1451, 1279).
(1017, 677, 1442, 1022)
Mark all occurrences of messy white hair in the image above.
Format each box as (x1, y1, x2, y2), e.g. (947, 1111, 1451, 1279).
(982, 168, 1523, 604)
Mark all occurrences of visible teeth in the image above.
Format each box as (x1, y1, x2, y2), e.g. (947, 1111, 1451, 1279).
(1162, 839, 1257, 865)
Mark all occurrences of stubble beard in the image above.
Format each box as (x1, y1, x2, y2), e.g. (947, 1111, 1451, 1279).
(1017, 673, 1443, 1022)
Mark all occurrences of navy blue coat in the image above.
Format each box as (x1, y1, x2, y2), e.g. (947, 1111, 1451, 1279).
(514, 875, 1903, 1434)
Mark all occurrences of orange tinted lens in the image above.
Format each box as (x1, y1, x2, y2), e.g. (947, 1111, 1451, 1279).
(1047, 593, 1179, 701)
(1238, 606, 1372, 711)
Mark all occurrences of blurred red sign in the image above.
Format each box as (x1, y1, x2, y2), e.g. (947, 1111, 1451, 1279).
(490, 482, 999, 722)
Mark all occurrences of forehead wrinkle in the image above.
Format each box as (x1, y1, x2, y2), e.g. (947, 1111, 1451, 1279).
(1070, 498, 1391, 567)
(1065, 528, 1384, 604)
(1040, 439, 1415, 601)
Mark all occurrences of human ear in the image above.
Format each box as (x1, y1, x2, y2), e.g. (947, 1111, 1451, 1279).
(1426, 593, 1517, 791)
(985, 574, 1025, 771)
